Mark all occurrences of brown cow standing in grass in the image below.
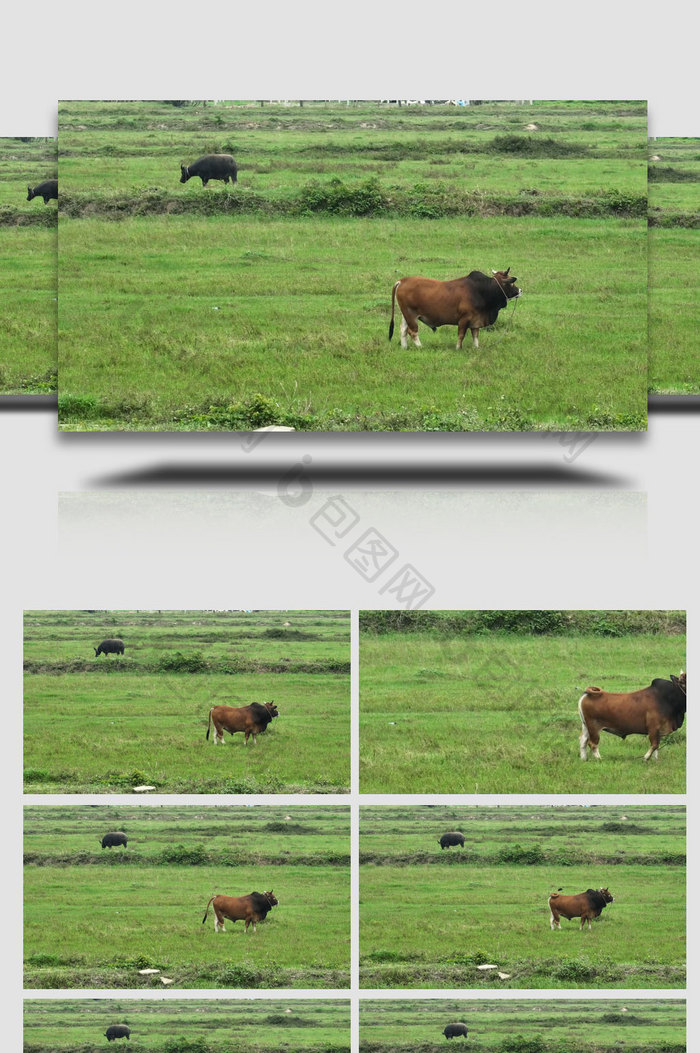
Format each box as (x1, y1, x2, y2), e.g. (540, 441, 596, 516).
(206, 700, 278, 745)
(202, 890, 278, 933)
(549, 887, 614, 930)
(389, 268, 521, 350)
(578, 672, 686, 761)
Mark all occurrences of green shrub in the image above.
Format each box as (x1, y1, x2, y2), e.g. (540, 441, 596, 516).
(159, 843, 210, 865)
(157, 650, 208, 672)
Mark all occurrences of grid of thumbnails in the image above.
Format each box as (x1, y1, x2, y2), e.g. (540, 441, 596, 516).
(22, 608, 686, 1051)
(1, 100, 698, 415)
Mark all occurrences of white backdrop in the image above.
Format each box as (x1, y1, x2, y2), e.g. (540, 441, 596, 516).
(1, 1, 695, 1047)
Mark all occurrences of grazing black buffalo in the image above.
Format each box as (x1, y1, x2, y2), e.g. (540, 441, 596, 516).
(443, 1023, 469, 1039)
(27, 179, 58, 203)
(180, 154, 238, 186)
(439, 831, 465, 850)
(94, 638, 125, 657)
(389, 268, 521, 350)
(101, 832, 128, 849)
(105, 1023, 130, 1041)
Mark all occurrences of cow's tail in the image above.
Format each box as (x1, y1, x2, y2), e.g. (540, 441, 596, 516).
(202, 896, 215, 924)
(389, 280, 400, 341)
(206, 708, 212, 740)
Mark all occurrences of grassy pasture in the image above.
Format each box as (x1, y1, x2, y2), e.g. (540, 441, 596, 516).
(359, 805, 685, 989)
(24, 610, 350, 794)
(648, 138, 699, 393)
(359, 616, 686, 794)
(57, 100, 647, 431)
(360, 998, 686, 1053)
(23, 997, 350, 1052)
(24, 805, 350, 989)
(0, 137, 57, 393)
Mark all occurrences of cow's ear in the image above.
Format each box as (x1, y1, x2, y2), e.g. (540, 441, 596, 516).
(508, 277, 518, 284)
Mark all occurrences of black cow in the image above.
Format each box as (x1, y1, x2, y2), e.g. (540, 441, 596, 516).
(101, 832, 128, 849)
(439, 831, 465, 850)
(443, 1023, 469, 1039)
(27, 179, 58, 203)
(389, 268, 521, 350)
(180, 154, 238, 186)
(105, 1024, 130, 1041)
(94, 638, 125, 657)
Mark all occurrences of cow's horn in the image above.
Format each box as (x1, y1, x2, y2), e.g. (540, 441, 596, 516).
(504, 267, 510, 275)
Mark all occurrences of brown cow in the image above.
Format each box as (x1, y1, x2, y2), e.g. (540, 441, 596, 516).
(578, 673, 686, 761)
(206, 700, 278, 745)
(389, 268, 521, 350)
(549, 887, 613, 930)
(202, 889, 278, 933)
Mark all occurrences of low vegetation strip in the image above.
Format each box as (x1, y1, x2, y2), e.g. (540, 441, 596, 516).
(360, 609, 686, 636)
(57, 181, 646, 219)
(25, 848, 350, 867)
(23, 656, 349, 675)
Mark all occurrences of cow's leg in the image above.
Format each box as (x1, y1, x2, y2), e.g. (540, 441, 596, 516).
(644, 738, 660, 762)
(470, 328, 480, 349)
(644, 724, 661, 762)
(244, 730, 250, 745)
(587, 725, 602, 760)
(579, 725, 590, 760)
(214, 909, 226, 933)
(400, 314, 421, 349)
(550, 908, 560, 930)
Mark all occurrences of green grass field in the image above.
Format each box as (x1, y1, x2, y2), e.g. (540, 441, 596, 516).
(648, 138, 699, 393)
(359, 805, 685, 989)
(360, 998, 685, 1053)
(0, 137, 57, 393)
(57, 100, 647, 431)
(24, 805, 350, 989)
(359, 613, 686, 794)
(24, 997, 350, 1052)
(24, 610, 350, 793)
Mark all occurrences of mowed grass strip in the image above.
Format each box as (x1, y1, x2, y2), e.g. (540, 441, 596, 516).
(58, 214, 646, 431)
(359, 632, 686, 794)
(24, 671, 349, 793)
(359, 997, 685, 1052)
(23, 997, 350, 1052)
(359, 863, 685, 989)
(24, 861, 350, 989)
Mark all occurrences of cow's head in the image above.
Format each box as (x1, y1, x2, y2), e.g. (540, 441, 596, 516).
(180, 164, 190, 183)
(671, 672, 686, 694)
(263, 890, 279, 907)
(27, 185, 35, 201)
(491, 268, 521, 300)
(599, 888, 614, 904)
(265, 701, 279, 718)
